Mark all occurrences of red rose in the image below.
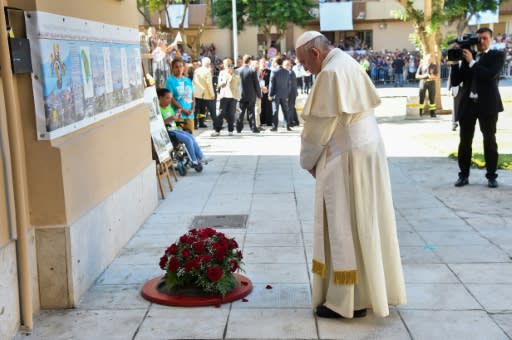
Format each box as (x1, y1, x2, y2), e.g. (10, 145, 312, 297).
(168, 257, 179, 272)
(185, 258, 200, 272)
(166, 244, 177, 255)
(193, 242, 205, 254)
(204, 228, 216, 237)
(237, 250, 243, 260)
(201, 255, 212, 264)
(207, 266, 223, 282)
(159, 255, 168, 270)
(179, 235, 188, 243)
(213, 244, 227, 260)
(218, 238, 229, 250)
(182, 248, 191, 258)
(230, 259, 238, 272)
(229, 239, 239, 250)
(198, 230, 209, 240)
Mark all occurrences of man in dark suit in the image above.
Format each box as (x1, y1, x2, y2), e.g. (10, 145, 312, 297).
(284, 59, 299, 127)
(269, 56, 291, 131)
(450, 27, 505, 188)
(237, 54, 261, 133)
(259, 58, 273, 126)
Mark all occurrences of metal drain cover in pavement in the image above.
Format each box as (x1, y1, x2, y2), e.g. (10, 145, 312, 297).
(190, 215, 248, 229)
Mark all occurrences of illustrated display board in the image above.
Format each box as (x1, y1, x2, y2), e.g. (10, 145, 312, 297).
(144, 86, 173, 163)
(25, 11, 145, 140)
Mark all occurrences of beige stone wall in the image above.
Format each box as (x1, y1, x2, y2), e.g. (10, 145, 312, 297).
(238, 26, 260, 57)
(0, 82, 11, 248)
(3, 0, 158, 313)
(202, 28, 232, 59)
(357, 21, 416, 52)
(8, 1, 153, 227)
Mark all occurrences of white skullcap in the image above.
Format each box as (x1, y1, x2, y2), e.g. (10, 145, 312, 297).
(295, 31, 323, 49)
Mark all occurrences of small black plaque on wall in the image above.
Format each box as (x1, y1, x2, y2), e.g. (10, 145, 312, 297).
(8, 37, 32, 74)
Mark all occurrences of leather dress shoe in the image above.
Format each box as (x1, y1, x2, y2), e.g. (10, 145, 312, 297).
(270, 128, 278, 132)
(286, 127, 292, 131)
(488, 178, 498, 188)
(252, 128, 260, 133)
(315, 305, 367, 319)
(454, 177, 469, 187)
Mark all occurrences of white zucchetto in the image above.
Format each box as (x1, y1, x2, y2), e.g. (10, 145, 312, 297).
(295, 31, 323, 49)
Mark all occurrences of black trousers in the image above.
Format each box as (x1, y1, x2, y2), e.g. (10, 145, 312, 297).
(217, 98, 236, 132)
(458, 109, 499, 179)
(288, 94, 298, 125)
(195, 98, 216, 127)
(272, 97, 290, 129)
(419, 80, 435, 109)
(260, 94, 273, 126)
(238, 98, 256, 132)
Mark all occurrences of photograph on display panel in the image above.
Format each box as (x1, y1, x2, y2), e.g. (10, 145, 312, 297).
(144, 86, 173, 163)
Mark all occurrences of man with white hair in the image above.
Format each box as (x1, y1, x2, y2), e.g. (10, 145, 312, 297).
(193, 56, 216, 129)
(295, 31, 406, 319)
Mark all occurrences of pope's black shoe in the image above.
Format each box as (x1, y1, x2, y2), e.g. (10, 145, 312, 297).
(315, 305, 367, 319)
(454, 177, 469, 187)
(488, 178, 498, 188)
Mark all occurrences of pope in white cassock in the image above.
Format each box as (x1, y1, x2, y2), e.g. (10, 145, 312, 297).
(295, 31, 406, 319)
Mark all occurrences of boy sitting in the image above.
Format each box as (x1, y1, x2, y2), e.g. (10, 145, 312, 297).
(157, 88, 209, 166)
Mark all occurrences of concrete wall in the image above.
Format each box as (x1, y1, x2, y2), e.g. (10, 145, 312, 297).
(36, 162, 157, 307)
(0, 242, 20, 340)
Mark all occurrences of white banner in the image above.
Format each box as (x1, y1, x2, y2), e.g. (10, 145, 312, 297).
(468, 8, 499, 26)
(167, 5, 189, 29)
(319, 2, 353, 32)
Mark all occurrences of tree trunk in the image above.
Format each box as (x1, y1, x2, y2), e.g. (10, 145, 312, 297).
(189, 0, 212, 58)
(400, 0, 445, 112)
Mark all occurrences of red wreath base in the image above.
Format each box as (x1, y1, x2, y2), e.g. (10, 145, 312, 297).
(141, 273, 252, 307)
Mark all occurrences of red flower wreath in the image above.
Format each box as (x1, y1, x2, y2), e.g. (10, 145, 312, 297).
(159, 228, 244, 296)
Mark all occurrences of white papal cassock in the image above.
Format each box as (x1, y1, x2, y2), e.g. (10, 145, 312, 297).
(300, 48, 406, 318)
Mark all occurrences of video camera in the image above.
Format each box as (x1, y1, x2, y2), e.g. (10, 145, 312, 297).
(447, 33, 480, 62)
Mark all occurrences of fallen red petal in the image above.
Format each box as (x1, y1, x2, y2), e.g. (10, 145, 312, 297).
(242, 298, 249, 302)
(265, 284, 273, 289)
(214, 303, 221, 308)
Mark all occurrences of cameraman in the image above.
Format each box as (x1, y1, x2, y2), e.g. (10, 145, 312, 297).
(450, 28, 505, 188)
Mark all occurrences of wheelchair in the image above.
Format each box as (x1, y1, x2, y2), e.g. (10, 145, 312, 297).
(167, 129, 203, 176)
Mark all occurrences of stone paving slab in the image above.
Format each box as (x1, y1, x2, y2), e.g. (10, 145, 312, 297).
(401, 310, 509, 339)
(317, 310, 410, 340)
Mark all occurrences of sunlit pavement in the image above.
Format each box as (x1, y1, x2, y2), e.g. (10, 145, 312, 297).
(16, 86, 512, 339)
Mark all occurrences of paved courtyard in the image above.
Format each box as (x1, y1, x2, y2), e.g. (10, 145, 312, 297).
(16, 87, 512, 339)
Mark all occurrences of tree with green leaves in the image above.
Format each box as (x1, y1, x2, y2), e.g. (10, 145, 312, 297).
(444, 0, 503, 37)
(394, 0, 505, 112)
(212, 0, 249, 33)
(213, 0, 316, 48)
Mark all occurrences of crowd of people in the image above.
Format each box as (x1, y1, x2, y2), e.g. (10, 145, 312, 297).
(142, 28, 314, 137)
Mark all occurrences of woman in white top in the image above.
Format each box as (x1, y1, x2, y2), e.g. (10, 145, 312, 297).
(212, 58, 241, 136)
